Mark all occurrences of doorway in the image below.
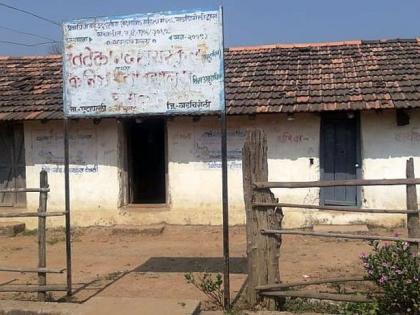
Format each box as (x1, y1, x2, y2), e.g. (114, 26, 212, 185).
(126, 118, 166, 204)
(0, 123, 26, 207)
(320, 112, 361, 206)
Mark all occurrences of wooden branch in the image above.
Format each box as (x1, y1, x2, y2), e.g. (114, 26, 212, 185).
(0, 267, 65, 274)
(261, 290, 371, 302)
(0, 285, 67, 292)
(256, 276, 366, 291)
(242, 129, 283, 309)
(38, 170, 48, 302)
(254, 178, 420, 189)
(261, 229, 420, 243)
(0, 279, 17, 286)
(253, 202, 419, 214)
(406, 158, 420, 256)
(0, 211, 67, 218)
(0, 188, 50, 193)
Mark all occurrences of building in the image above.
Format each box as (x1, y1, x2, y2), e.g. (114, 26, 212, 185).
(0, 38, 419, 228)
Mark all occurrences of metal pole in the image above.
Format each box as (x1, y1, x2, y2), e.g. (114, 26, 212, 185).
(64, 118, 72, 296)
(220, 5, 230, 309)
(221, 110, 230, 308)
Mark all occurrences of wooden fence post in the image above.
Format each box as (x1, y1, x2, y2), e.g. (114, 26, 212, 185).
(406, 158, 420, 256)
(242, 129, 283, 309)
(38, 170, 48, 301)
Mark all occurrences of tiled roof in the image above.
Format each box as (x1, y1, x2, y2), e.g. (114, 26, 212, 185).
(0, 38, 419, 120)
(0, 55, 62, 120)
(225, 38, 420, 114)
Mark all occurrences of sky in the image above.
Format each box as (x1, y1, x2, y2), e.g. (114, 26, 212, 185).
(0, 0, 419, 56)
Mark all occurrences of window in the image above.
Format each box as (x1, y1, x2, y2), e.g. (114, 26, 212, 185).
(0, 123, 26, 207)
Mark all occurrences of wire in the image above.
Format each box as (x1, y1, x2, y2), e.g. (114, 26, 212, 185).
(0, 2, 60, 26)
(0, 40, 57, 47)
(0, 25, 59, 42)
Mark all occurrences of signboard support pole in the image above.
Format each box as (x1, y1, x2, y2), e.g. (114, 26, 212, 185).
(221, 109, 230, 309)
(220, 5, 230, 309)
(64, 118, 72, 296)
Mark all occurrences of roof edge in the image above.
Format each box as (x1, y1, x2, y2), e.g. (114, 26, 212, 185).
(361, 38, 418, 44)
(0, 54, 61, 60)
(227, 40, 362, 51)
(227, 37, 420, 51)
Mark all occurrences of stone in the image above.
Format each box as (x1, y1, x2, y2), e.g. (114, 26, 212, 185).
(0, 221, 25, 237)
(111, 224, 165, 236)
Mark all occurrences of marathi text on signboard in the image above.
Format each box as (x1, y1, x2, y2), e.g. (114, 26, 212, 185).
(63, 9, 224, 117)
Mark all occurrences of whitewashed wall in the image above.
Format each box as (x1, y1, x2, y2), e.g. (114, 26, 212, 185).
(23, 119, 120, 227)
(16, 110, 420, 228)
(164, 113, 320, 225)
(360, 109, 420, 227)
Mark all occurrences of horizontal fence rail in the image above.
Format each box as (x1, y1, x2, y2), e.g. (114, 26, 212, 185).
(0, 171, 69, 301)
(0, 285, 68, 293)
(261, 229, 420, 243)
(243, 130, 420, 308)
(254, 178, 420, 189)
(0, 188, 50, 193)
(0, 211, 67, 218)
(0, 267, 65, 274)
(261, 290, 371, 303)
(256, 276, 367, 291)
(253, 202, 419, 214)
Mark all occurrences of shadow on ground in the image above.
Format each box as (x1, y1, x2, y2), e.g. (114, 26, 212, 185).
(60, 257, 247, 303)
(134, 257, 247, 274)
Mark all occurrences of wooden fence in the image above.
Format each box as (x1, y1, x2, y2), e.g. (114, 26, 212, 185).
(0, 170, 70, 301)
(242, 129, 420, 309)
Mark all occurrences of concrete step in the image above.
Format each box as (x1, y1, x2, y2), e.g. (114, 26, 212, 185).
(0, 300, 80, 315)
(80, 297, 200, 315)
(0, 297, 201, 315)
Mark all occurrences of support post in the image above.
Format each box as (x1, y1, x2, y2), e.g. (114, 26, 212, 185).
(220, 5, 230, 310)
(406, 157, 420, 256)
(64, 118, 72, 296)
(221, 78, 230, 309)
(37, 170, 48, 301)
(242, 129, 283, 309)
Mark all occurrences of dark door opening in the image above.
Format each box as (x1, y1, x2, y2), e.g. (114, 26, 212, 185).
(0, 123, 26, 208)
(127, 118, 166, 204)
(320, 112, 360, 207)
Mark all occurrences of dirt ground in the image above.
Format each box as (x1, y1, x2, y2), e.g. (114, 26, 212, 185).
(0, 224, 405, 308)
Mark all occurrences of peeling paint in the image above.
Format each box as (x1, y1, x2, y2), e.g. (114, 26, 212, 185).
(62, 9, 224, 117)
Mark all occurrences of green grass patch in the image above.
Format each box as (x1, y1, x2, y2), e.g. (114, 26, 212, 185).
(20, 229, 38, 236)
(283, 297, 341, 313)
